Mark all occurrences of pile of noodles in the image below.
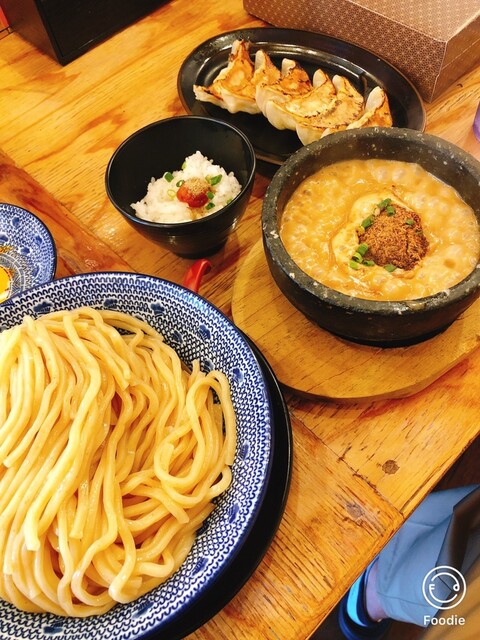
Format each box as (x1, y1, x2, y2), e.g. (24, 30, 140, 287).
(0, 307, 236, 617)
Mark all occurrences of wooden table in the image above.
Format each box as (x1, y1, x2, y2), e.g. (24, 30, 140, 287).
(0, 1, 479, 638)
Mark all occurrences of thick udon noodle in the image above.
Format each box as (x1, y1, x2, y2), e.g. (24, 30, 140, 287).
(0, 307, 236, 617)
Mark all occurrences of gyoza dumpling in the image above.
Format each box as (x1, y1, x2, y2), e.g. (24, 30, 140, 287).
(193, 40, 261, 114)
(263, 69, 337, 130)
(255, 58, 313, 116)
(319, 85, 393, 138)
(345, 86, 393, 130)
(295, 75, 365, 144)
(252, 49, 282, 95)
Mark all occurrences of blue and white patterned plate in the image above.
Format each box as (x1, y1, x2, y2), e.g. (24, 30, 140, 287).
(0, 272, 273, 640)
(0, 203, 57, 303)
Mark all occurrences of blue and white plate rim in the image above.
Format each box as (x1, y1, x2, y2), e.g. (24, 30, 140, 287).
(0, 270, 275, 640)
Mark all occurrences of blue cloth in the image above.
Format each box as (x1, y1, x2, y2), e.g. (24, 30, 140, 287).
(376, 485, 480, 626)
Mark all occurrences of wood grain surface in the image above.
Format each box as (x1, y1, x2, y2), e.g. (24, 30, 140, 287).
(0, 150, 132, 277)
(0, 1, 479, 638)
(232, 240, 480, 401)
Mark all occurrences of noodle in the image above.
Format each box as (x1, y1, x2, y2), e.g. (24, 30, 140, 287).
(0, 307, 236, 617)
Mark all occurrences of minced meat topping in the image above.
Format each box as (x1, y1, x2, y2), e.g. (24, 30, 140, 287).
(354, 199, 428, 271)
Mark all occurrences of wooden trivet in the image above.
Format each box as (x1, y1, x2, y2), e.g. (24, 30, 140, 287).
(231, 241, 480, 402)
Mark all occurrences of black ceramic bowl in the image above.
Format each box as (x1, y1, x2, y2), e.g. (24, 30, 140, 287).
(106, 116, 256, 258)
(262, 127, 480, 346)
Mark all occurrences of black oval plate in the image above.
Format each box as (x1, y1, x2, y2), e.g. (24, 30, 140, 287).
(177, 27, 426, 165)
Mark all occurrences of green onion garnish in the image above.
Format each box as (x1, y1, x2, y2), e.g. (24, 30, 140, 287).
(376, 197, 392, 209)
(363, 260, 375, 266)
(384, 264, 397, 272)
(207, 191, 214, 200)
(385, 205, 396, 216)
(352, 252, 363, 263)
(205, 202, 215, 210)
(164, 172, 174, 182)
(176, 179, 185, 187)
(181, 161, 186, 170)
(207, 175, 222, 186)
(361, 215, 375, 229)
(349, 259, 360, 270)
(405, 218, 414, 226)
(167, 189, 176, 199)
(350, 243, 370, 267)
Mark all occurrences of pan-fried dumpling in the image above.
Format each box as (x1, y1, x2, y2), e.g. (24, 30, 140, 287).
(319, 86, 393, 138)
(255, 58, 312, 116)
(295, 75, 365, 144)
(252, 49, 282, 95)
(346, 86, 393, 129)
(263, 69, 337, 130)
(193, 40, 261, 114)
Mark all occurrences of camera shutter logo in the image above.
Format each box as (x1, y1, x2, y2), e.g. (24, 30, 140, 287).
(422, 566, 467, 610)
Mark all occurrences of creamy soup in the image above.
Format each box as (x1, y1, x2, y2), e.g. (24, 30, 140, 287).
(280, 159, 480, 301)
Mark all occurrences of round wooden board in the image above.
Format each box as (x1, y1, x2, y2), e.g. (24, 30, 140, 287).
(231, 241, 480, 403)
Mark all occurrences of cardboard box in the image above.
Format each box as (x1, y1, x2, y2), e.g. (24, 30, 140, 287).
(243, 0, 480, 102)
